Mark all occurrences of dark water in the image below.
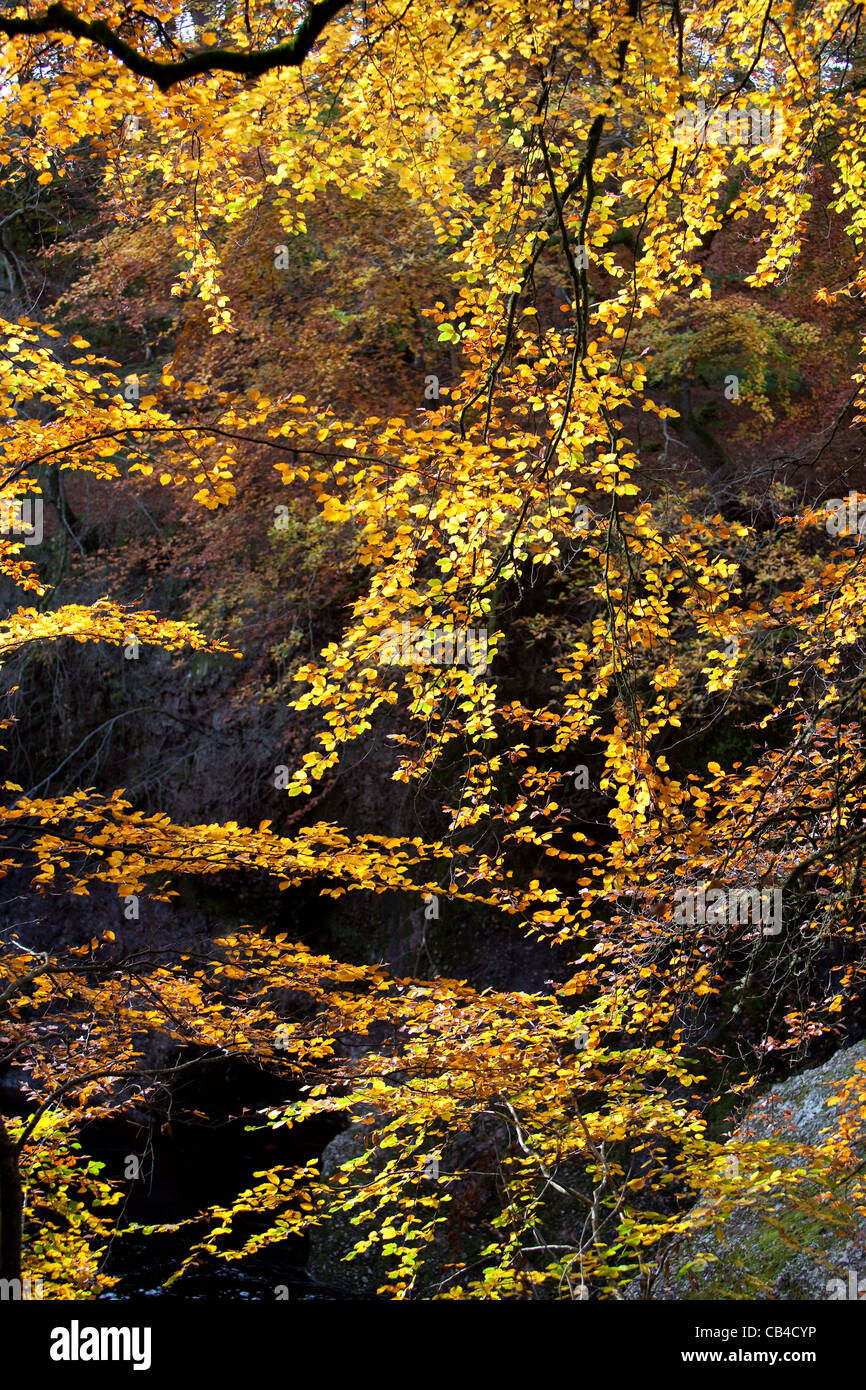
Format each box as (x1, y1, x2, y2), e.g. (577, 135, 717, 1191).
(7, 1057, 371, 1301)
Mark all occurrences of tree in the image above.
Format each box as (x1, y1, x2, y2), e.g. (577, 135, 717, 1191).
(2, 0, 866, 1298)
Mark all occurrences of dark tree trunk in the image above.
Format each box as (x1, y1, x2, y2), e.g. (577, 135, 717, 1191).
(0, 1111, 23, 1282)
(673, 382, 740, 513)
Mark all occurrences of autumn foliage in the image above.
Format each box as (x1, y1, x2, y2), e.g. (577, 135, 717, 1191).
(2, 0, 866, 1301)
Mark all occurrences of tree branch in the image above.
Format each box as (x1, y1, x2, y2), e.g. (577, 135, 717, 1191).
(0, 0, 351, 91)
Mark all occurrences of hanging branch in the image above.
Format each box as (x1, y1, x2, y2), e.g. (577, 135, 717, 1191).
(0, 0, 350, 91)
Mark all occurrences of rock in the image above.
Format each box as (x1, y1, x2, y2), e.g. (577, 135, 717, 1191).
(634, 1043, 866, 1300)
(307, 1113, 389, 1296)
(307, 1110, 510, 1296)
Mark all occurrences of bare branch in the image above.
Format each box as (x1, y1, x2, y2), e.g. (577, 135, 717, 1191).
(0, 0, 351, 91)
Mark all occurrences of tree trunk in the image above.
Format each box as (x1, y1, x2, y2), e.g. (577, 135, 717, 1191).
(0, 1111, 23, 1282)
(673, 382, 737, 512)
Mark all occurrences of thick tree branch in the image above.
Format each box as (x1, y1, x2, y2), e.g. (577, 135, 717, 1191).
(0, 0, 351, 90)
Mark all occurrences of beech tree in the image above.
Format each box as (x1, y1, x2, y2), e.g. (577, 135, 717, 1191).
(2, 0, 866, 1298)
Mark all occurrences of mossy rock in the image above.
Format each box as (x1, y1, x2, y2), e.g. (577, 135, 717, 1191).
(635, 1044, 866, 1300)
(307, 1112, 509, 1296)
(307, 1119, 391, 1296)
